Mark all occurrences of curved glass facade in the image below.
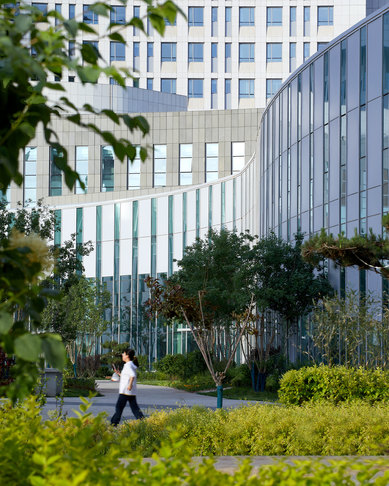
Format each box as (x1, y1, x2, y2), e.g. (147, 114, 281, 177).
(259, 5, 389, 295)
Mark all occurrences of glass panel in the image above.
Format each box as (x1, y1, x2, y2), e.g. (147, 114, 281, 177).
(154, 145, 167, 158)
(206, 143, 218, 156)
(154, 173, 166, 186)
(101, 145, 114, 192)
(180, 173, 192, 185)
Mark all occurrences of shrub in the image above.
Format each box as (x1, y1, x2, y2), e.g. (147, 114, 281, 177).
(1, 397, 389, 485)
(155, 351, 207, 380)
(124, 401, 389, 457)
(229, 364, 251, 387)
(279, 365, 389, 405)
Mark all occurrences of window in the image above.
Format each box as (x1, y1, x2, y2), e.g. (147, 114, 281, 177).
(133, 42, 140, 70)
(225, 79, 231, 109)
(206, 143, 218, 182)
(55, 4, 61, 26)
(225, 43, 231, 72)
(211, 43, 217, 72)
(69, 4, 75, 19)
(161, 78, 176, 94)
(239, 43, 254, 63)
(164, 16, 176, 26)
(110, 42, 125, 62)
(267, 7, 282, 26)
(49, 147, 63, 196)
(68, 76, 75, 82)
(239, 79, 254, 98)
(188, 7, 203, 26)
(317, 42, 328, 52)
(239, 7, 255, 27)
(82, 40, 99, 60)
(68, 41, 75, 59)
(266, 79, 282, 99)
(83, 5, 98, 24)
(318, 6, 333, 26)
(32, 3, 47, 15)
(179, 144, 192, 185)
(128, 146, 141, 189)
(304, 42, 310, 61)
(225, 7, 231, 36)
(304, 6, 310, 36)
(110, 77, 118, 85)
(188, 43, 203, 62)
(133, 78, 139, 88)
(211, 79, 217, 109)
(290, 6, 296, 36)
(147, 78, 153, 90)
(133, 6, 140, 35)
(24, 147, 37, 206)
(147, 42, 153, 72)
(211, 7, 217, 36)
(290, 42, 296, 72)
(154, 145, 166, 187)
(267, 43, 282, 62)
(101, 146, 114, 192)
(75, 146, 88, 194)
(188, 79, 203, 98)
(110, 6, 125, 24)
(161, 42, 176, 62)
(232, 142, 245, 174)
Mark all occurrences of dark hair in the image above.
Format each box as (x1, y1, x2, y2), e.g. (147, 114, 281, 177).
(125, 348, 139, 367)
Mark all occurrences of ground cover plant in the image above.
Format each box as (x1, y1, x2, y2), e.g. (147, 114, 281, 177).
(1, 397, 389, 485)
(279, 366, 389, 405)
(122, 401, 389, 457)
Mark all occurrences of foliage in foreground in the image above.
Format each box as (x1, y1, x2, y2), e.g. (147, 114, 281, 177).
(1, 397, 389, 485)
(123, 402, 389, 457)
(279, 366, 389, 405)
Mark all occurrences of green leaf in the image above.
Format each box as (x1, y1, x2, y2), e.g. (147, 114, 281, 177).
(81, 43, 99, 64)
(101, 109, 120, 125)
(41, 335, 66, 369)
(0, 311, 13, 334)
(108, 32, 126, 43)
(15, 14, 33, 34)
(63, 19, 78, 37)
(14, 334, 42, 362)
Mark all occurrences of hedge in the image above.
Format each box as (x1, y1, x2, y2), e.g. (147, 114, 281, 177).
(278, 366, 389, 405)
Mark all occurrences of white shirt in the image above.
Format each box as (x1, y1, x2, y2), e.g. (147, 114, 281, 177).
(119, 361, 138, 395)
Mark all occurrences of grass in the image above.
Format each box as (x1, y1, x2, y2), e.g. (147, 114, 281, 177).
(137, 379, 171, 387)
(198, 386, 279, 402)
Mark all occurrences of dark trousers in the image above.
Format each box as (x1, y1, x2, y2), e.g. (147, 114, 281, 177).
(111, 394, 144, 425)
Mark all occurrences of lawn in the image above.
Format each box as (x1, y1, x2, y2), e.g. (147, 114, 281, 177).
(198, 386, 278, 402)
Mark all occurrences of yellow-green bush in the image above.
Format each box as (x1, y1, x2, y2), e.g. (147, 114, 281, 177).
(123, 402, 389, 457)
(1, 397, 389, 485)
(278, 366, 389, 405)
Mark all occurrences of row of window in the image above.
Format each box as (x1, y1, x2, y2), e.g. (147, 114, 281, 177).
(20, 142, 245, 203)
(87, 40, 326, 65)
(33, 4, 333, 31)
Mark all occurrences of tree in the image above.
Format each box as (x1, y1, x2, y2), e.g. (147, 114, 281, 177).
(0, 199, 93, 286)
(146, 229, 256, 408)
(41, 276, 112, 376)
(301, 215, 389, 279)
(309, 289, 389, 369)
(0, 0, 182, 401)
(243, 232, 332, 390)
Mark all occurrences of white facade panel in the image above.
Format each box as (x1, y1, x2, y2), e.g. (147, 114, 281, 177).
(120, 202, 132, 240)
(138, 235, 151, 274)
(138, 200, 151, 238)
(61, 208, 76, 244)
(212, 183, 221, 229)
(186, 190, 196, 231)
(156, 234, 169, 274)
(173, 193, 183, 236)
(157, 196, 169, 237)
(101, 241, 114, 277)
(102, 204, 114, 242)
(200, 187, 208, 232)
(119, 238, 132, 276)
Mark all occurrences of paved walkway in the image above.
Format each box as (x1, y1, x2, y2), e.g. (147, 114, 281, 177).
(41, 380, 268, 420)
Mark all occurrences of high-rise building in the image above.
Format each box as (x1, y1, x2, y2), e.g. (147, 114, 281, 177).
(30, 1, 374, 109)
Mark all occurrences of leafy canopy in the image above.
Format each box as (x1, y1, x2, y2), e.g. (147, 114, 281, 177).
(302, 215, 389, 279)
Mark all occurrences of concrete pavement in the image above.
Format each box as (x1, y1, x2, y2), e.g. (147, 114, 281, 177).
(41, 380, 265, 420)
